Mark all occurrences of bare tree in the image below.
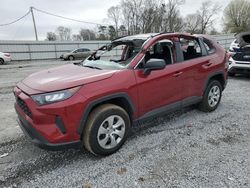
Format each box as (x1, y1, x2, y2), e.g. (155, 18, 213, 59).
(163, 0, 185, 32)
(184, 14, 201, 34)
(79, 29, 96, 40)
(46, 32, 57, 41)
(107, 6, 121, 37)
(197, 1, 221, 34)
(72, 34, 82, 41)
(56, 26, 71, 41)
(121, 0, 144, 35)
(98, 25, 108, 40)
(108, 25, 116, 40)
(139, 0, 161, 33)
(223, 0, 250, 33)
(116, 0, 185, 34)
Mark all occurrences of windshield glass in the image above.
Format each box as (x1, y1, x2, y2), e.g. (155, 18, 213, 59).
(81, 39, 145, 70)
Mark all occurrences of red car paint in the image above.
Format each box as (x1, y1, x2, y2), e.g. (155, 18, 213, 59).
(14, 33, 228, 149)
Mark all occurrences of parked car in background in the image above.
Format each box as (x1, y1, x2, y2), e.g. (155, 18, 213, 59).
(61, 48, 92, 60)
(14, 33, 228, 156)
(0, 52, 11, 64)
(228, 32, 250, 76)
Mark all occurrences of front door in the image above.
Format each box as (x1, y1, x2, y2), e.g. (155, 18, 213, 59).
(134, 40, 187, 117)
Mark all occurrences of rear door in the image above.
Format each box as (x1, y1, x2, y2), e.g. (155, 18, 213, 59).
(73, 49, 82, 58)
(82, 48, 91, 58)
(176, 36, 216, 99)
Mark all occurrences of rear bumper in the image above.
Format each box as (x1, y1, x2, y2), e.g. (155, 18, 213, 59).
(16, 106, 81, 150)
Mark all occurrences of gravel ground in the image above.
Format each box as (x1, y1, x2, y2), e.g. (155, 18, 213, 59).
(0, 60, 250, 188)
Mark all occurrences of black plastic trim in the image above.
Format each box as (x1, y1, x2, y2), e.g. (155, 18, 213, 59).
(229, 67, 250, 74)
(77, 92, 136, 134)
(55, 116, 67, 134)
(134, 96, 202, 123)
(203, 71, 226, 92)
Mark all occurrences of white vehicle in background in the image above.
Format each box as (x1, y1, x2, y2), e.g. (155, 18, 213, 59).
(228, 32, 250, 76)
(0, 52, 11, 65)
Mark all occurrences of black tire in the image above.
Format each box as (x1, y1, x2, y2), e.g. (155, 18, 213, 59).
(198, 80, 222, 112)
(83, 104, 130, 156)
(228, 72, 235, 77)
(68, 55, 74, 61)
(0, 58, 4, 65)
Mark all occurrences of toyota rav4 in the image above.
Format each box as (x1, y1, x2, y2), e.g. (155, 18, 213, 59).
(14, 33, 229, 156)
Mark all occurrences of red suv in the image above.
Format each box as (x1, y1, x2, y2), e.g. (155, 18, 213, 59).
(14, 33, 229, 156)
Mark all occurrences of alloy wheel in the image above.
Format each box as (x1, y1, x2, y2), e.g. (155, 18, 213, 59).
(97, 115, 125, 150)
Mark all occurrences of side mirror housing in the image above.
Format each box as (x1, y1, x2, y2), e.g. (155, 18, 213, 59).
(143, 59, 166, 75)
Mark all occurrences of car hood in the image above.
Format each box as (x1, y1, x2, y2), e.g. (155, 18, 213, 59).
(20, 64, 117, 93)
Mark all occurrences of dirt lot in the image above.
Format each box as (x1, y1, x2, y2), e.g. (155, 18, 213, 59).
(0, 60, 250, 188)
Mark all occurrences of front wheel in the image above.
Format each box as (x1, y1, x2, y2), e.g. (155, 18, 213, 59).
(83, 104, 130, 156)
(198, 80, 222, 112)
(0, 58, 4, 65)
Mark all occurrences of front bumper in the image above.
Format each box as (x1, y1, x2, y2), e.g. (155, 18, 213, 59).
(14, 86, 87, 150)
(3, 56, 11, 62)
(16, 106, 81, 150)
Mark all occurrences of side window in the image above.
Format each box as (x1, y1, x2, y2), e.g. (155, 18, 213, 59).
(144, 40, 173, 65)
(180, 37, 202, 61)
(76, 49, 82, 53)
(203, 39, 216, 54)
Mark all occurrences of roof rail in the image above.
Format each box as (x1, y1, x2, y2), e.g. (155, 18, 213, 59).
(111, 35, 129, 41)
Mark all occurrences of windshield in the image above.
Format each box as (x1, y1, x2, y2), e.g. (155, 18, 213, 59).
(81, 39, 145, 70)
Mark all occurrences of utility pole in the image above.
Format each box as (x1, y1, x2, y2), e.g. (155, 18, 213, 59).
(30, 7, 38, 41)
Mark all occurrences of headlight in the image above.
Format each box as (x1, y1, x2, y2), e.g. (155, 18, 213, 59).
(31, 87, 80, 105)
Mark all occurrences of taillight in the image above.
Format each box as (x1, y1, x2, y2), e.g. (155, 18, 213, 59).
(4, 53, 10, 57)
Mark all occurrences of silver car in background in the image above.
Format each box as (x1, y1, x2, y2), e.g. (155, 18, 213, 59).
(0, 52, 11, 65)
(61, 48, 92, 61)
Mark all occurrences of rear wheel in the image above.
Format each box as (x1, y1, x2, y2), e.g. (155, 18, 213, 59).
(198, 80, 222, 112)
(68, 55, 74, 61)
(83, 104, 130, 156)
(0, 58, 4, 65)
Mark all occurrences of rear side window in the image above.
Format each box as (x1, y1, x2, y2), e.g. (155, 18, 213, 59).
(180, 37, 202, 61)
(203, 39, 216, 54)
(82, 48, 90, 52)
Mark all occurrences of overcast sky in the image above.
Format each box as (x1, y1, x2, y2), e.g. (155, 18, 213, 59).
(0, 0, 230, 41)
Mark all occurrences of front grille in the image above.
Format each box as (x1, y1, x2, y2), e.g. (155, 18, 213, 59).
(17, 97, 32, 119)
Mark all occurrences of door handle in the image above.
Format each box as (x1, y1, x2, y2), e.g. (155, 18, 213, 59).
(204, 62, 213, 67)
(173, 71, 183, 77)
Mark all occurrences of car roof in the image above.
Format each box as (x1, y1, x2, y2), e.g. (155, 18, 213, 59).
(113, 32, 199, 43)
(113, 33, 160, 42)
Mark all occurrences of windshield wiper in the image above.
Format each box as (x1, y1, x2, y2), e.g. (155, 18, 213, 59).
(83, 65, 102, 70)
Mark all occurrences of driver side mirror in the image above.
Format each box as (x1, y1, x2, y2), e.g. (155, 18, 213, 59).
(143, 58, 166, 75)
